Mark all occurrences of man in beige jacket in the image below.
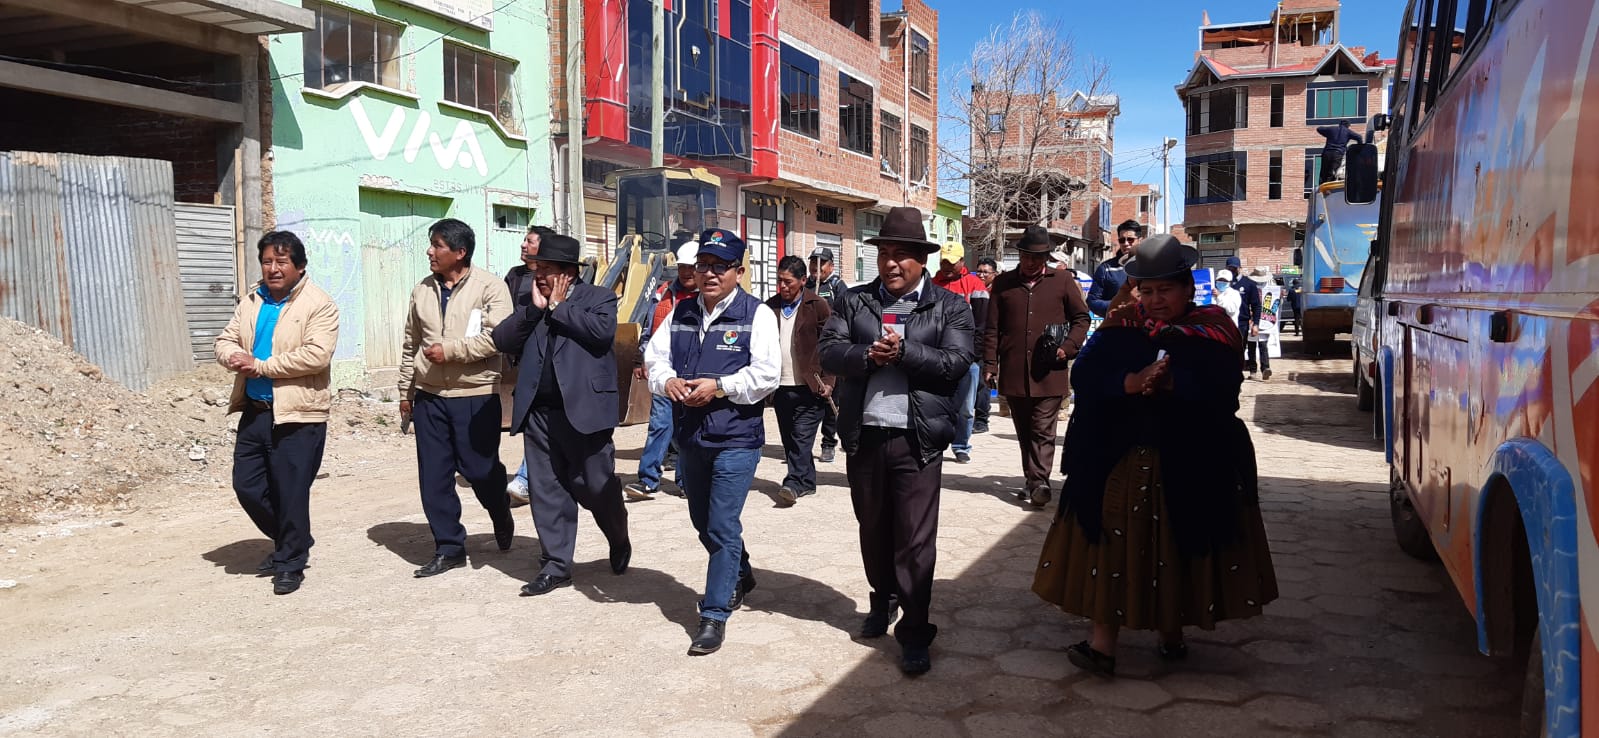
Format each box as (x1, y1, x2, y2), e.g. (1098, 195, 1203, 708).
(400, 218, 516, 578)
(215, 231, 341, 596)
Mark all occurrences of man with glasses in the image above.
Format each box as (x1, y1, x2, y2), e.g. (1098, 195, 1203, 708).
(1086, 220, 1144, 317)
(645, 229, 780, 655)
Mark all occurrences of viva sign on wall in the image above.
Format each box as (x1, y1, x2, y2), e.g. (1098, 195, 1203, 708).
(350, 99, 488, 176)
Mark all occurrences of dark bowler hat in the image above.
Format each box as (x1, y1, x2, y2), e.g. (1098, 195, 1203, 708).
(1124, 234, 1199, 280)
(865, 207, 939, 253)
(1014, 225, 1058, 254)
(533, 233, 583, 265)
(697, 228, 747, 262)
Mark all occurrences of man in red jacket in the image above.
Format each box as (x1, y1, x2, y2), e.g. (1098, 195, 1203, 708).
(932, 241, 988, 464)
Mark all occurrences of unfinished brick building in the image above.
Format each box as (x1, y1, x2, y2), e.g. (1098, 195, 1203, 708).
(1175, 0, 1394, 271)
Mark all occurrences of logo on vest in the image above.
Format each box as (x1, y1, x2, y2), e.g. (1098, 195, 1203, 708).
(716, 329, 744, 352)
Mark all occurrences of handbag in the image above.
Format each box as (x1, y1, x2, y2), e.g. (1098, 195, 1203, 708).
(1039, 323, 1071, 358)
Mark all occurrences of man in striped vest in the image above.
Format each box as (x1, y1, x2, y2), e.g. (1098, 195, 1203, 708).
(644, 229, 780, 656)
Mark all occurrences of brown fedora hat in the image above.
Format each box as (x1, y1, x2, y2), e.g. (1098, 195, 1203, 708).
(865, 207, 939, 253)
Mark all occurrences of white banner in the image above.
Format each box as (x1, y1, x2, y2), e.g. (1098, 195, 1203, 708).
(391, 0, 493, 30)
(1259, 283, 1284, 358)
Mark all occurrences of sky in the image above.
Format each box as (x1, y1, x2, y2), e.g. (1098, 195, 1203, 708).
(926, 0, 1408, 224)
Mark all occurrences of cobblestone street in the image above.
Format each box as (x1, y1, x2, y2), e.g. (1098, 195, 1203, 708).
(0, 344, 1524, 736)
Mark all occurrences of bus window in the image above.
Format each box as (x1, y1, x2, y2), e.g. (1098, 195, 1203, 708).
(1409, 0, 1438, 127)
(1445, 0, 1493, 79)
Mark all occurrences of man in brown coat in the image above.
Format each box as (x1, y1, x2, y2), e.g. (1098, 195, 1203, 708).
(983, 225, 1092, 507)
(766, 255, 833, 506)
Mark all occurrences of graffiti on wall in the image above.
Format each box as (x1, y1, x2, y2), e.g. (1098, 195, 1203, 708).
(351, 98, 489, 176)
(277, 210, 364, 361)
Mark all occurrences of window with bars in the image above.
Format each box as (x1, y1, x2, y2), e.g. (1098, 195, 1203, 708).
(909, 32, 930, 93)
(1184, 151, 1248, 204)
(780, 47, 821, 138)
(1269, 150, 1284, 200)
(880, 112, 902, 177)
(443, 43, 520, 133)
(302, 2, 403, 90)
(1186, 86, 1248, 134)
(838, 73, 874, 155)
(909, 124, 929, 183)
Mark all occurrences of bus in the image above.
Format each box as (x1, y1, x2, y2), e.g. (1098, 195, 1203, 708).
(1299, 181, 1380, 346)
(1355, 1, 1599, 736)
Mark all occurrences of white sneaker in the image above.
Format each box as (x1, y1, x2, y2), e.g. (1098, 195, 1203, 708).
(507, 479, 530, 506)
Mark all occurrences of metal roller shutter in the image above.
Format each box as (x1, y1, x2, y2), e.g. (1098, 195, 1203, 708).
(174, 203, 237, 363)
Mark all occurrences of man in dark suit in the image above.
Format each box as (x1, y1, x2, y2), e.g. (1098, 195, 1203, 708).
(492, 233, 631, 596)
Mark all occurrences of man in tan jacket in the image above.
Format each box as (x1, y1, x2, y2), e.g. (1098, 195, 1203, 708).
(400, 218, 516, 578)
(215, 231, 341, 596)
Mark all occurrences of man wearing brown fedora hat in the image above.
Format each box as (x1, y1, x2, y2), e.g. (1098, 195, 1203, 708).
(984, 224, 1092, 508)
(820, 206, 976, 675)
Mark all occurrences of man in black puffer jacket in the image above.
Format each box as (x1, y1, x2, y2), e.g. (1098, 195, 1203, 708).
(819, 207, 976, 677)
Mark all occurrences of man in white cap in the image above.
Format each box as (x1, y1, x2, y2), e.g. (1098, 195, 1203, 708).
(1214, 269, 1242, 324)
(626, 242, 701, 499)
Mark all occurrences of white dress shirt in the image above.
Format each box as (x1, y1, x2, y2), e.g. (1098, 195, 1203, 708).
(645, 286, 781, 405)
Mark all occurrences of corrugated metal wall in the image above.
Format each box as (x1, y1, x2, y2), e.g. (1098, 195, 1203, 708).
(0, 152, 194, 390)
(174, 203, 237, 363)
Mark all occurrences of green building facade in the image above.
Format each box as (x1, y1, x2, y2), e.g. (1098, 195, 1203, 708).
(269, 0, 553, 387)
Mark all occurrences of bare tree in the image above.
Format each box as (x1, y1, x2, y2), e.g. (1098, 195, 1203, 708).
(941, 11, 1113, 257)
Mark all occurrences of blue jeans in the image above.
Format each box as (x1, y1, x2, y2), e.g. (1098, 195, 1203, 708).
(951, 362, 979, 454)
(678, 444, 758, 621)
(512, 460, 528, 488)
(637, 395, 679, 489)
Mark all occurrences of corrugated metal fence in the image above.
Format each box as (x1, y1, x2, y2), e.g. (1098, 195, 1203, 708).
(174, 203, 237, 363)
(0, 152, 194, 391)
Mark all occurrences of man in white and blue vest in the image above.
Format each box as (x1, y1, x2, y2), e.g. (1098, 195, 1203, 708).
(644, 228, 780, 656)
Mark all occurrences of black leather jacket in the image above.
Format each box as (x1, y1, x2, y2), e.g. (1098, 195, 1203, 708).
(818, 278, 976, 464)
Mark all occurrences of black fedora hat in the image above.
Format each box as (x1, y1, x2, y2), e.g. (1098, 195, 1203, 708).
(1123, 234, 1198, 280)
(1013, 225, 1060, 254)
(532, 233, 583, 265)
(865, 207, 938, 253)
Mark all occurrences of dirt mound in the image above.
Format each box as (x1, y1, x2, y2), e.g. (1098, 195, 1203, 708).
(0, 318, 399, 524)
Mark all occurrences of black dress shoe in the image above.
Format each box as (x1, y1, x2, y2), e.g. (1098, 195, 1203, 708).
(256, 555, 274, 573)
(492, 512, 514, 551)
(819, 446, 836, 463)
(688, 617, 725, 655)
(414, 554, 467, 578)
(860, 602, 900, 639)
(272, 570, 304, 595)
(728, 573, 758, 609)
(610, 540, 632, 575)
(519, 573, 572, 596)
(900, 644, 932, 675)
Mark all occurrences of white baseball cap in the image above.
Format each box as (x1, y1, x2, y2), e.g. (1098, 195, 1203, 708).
(1216, 269, 1234, 282)
(674, 242, 700, 265)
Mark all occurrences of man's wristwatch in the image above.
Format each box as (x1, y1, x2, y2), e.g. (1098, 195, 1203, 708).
(548, 300, 561, 311)
(714, 378, 727, 398)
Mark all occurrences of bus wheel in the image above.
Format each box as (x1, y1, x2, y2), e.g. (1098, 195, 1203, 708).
(1390, 467, 1436, 560)
(1518, 629, 1547, 738)
(1355, 362, 1375, 411)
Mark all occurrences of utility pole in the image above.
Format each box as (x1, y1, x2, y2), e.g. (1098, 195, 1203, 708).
(1161, 137, 1177, 234)
(650, 0, 665, 167)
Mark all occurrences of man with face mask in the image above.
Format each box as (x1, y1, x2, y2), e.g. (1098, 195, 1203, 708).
(1214, 269, 1242, 324)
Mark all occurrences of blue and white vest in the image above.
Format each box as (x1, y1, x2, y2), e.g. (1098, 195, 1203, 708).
(670, 291, 765, 450)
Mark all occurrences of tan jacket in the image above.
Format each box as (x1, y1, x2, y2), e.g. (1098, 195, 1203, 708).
(215, 277, 341, 425)
(400, 266, 513, 399)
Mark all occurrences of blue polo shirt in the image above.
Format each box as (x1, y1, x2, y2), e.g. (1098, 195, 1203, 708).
(246, 285, 288, 402)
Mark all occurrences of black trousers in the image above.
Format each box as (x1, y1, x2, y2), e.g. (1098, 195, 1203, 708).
(974, 386, 991, 428)
(847, 427, 941, 648)
(1246, 339, 1272, 373)
(523, 405, 629, 578)
(820, 399, 838, 451)
(232, 405, 326, 573)
(773, 386, 824, 492)
(1005, 395, 1063, 492)
(413, 391, 510, 558)
(1320, 151, 1344, 185)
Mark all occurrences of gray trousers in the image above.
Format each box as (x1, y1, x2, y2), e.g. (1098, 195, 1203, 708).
(522, 405, 629, 578)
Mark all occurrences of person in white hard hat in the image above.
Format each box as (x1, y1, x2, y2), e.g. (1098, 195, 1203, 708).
(625, 241, 701, 499)
(1213, 269, 1242, 325)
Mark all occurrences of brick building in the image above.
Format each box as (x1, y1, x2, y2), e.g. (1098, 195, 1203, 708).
(1109, 178, 1157, 235)
(563, 0, 939, 297)
(966, 88, 1119, 269)
(1175, 0, 1393, 271)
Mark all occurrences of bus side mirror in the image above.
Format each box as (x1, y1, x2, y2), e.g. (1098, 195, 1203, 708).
(1371, 113, 1390, 132)
(1293, 248, 1303, 267)
(1345, 143, 1380, 205)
